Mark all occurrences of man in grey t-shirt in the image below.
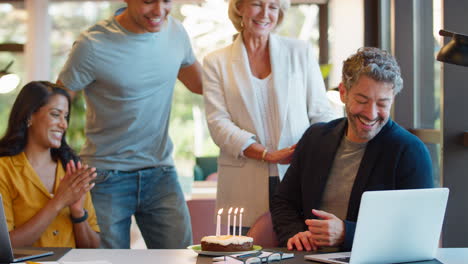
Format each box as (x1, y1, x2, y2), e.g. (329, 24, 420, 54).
(58, 0, 202, 249)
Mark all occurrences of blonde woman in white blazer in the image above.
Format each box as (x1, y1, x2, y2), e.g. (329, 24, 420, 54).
(203, 0, 338, 233)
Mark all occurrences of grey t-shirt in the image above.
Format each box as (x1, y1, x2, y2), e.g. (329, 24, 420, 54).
(319, 136, 367, 220)
(58, 16, 195, 171)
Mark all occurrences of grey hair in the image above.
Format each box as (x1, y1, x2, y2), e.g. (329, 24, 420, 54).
(228, 0, 290, 33)
(342, 47, 403, 94)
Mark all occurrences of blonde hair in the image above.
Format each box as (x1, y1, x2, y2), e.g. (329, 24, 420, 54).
(228, 0, 290, 32)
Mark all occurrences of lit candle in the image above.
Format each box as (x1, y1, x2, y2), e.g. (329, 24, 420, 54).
(227, 207, 233, 236)
(233, 207, 239, 236)
(216, 208, 223, 237)
(239, 208, 244, 236)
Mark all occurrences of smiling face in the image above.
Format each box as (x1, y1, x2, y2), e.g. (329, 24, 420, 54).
(27, 95, 69, 150)
(119, 0, 172, 34)
(340, 75, 395, 143)
(238, 0, 280, 38)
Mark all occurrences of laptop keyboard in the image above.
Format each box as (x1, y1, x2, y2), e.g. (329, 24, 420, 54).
(331, 257, 350, 263)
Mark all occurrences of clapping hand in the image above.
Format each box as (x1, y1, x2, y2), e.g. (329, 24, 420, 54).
(52, 160, 96, 212)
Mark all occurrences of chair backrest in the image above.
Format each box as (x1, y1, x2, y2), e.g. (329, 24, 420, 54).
(205, 172, 218, 181)
(186, 198, 225, 243)
(193, 156, 218, 181)
(247, 211, 279, 248)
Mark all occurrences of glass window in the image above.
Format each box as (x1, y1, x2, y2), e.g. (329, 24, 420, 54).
(49, 2, 125, 82)
(49, 1, 125, 149)
(0, 3, 26, 136)
(385, 0, 441, 187)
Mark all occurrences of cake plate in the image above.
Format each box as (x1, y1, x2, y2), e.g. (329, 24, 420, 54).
(187, 245, 262, 256)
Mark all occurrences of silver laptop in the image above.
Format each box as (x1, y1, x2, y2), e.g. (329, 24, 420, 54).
(0, 195, 53, 263)
(305, 188, 449, 264)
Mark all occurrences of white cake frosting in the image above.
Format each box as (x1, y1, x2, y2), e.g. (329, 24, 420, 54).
(201, 235, 253, 246)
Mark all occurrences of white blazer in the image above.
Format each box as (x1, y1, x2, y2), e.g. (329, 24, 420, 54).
(203, 34, 337, 226)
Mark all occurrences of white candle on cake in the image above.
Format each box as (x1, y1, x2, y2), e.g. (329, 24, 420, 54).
(239, 208, 244, 236)
(227, 207, 233, 235)
(216, 208, 223, 237)
(233, 207, 239, 236)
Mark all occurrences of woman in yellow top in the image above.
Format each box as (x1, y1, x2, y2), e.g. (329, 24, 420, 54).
(0, 81, 100, 248)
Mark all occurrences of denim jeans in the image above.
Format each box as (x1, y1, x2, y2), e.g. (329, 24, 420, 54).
(91, 166, 192, 249)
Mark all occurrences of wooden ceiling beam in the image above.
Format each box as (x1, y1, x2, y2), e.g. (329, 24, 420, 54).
(0, 43, 24, 52)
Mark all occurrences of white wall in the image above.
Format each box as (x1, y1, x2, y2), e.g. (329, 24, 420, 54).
(25, 0, 50, 82)
(328, 0, 364, 88)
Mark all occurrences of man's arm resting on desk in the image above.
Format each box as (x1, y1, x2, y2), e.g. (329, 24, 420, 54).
(288, 209, 348, 252)
(305, 209, 355, 251)
(287, 231, 317, 251)
(270, 170, 308, 248)
(286, 218, 354, 252)
(178, 61, 203, 95)
(342, 220, 356, 251)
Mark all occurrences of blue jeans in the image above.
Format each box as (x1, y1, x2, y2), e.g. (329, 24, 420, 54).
(91, 166, 192, 249)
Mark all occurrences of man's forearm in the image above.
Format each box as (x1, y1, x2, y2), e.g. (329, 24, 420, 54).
(271, 196, 307, 246)
(341, 220, 356, 251)
(56, 80, 77, 100)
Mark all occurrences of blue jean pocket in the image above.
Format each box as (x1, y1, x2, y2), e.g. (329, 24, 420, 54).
(160, 166, 176, 174)
(94, 169, 112, 184)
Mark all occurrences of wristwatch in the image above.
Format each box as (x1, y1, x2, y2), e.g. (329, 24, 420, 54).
(71, 209, 88, 223)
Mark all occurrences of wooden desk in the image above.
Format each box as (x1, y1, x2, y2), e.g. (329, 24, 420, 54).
(58, 248, 468, 264)
(61, 249, 198, 264)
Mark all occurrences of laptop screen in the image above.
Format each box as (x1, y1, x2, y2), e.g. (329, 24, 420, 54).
(305, 188, 449, 264)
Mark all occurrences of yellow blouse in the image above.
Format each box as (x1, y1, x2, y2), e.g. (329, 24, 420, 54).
(0, 152, 100, 247)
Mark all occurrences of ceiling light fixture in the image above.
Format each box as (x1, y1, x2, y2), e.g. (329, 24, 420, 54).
(0, 60, 20, 94)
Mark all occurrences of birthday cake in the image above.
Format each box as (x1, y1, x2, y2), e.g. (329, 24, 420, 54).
(201, 235, 254, 252)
